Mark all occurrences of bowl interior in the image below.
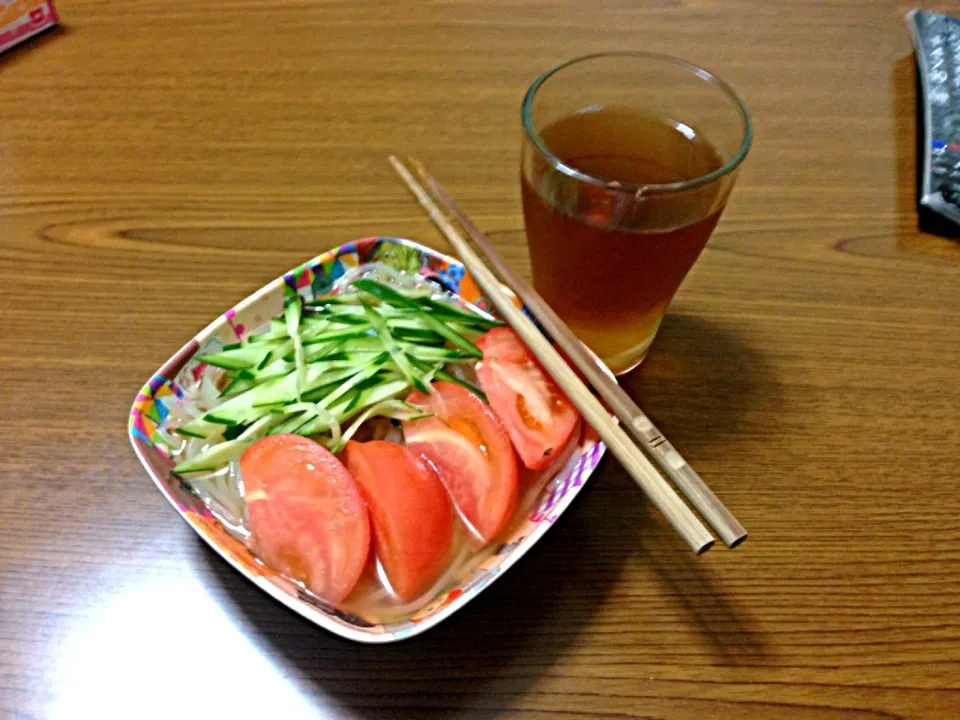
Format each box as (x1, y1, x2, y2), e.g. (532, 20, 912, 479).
(128, 236, 607, 643)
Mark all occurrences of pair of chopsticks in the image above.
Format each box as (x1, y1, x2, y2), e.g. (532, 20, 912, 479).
(388, 155, 746, 554)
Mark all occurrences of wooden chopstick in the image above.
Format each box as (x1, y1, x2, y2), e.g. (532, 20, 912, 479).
(389, 155, 715, 555)
(403, 157, 748, 550)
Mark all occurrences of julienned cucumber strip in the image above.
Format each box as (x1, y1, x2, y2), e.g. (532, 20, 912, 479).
(219, 374, 256, 398)
(256, 338, 295, 370)
(391, 328, 446, 346)
(196, 343, 272, 371)
(310, 310, 371, 326)
(305, 293, 364, 306)
(268, 402, 343, 442)
(245, 358, 295, 383)
(320, 360, 388, 410)
(331, 282, 498, 331)
(248, 361, 384, 409)
(203, 361, 357, 425)
(435, 368, 488, 403)
(267, 409, 314, 436)
(400, 344, 470, 362)
(406, 354, 488, 402)
(315, 298, 490, 332)
(301, 326, 372, 346)
(362, 303, 430, 395)
(204, 377, 287, 424)
(249, 340, 349, 381)
(284, 297, 305, 401)
(173, 438, 245, 473)
(206, 359, 384, 431)
(269, 353, 389, 435)
(320, 350, 382, 365)
(240, 330, 287, 346)
(176, 412, 233, 438)
(294, 377, 409, 437)
(385, 316, 487, 341)
(173, 414, 287, 474)
(352, 279, 483, 358)
(304, 360, 387, 388)
(306, 336, 464, 362)
(334, 367, 397, 398)
(419, 296, 503, 328)
(334, 377, 413, 419)
(301, 375, 363, 403)
(342, 369, 403, 413)
(173, 423, 215, 439)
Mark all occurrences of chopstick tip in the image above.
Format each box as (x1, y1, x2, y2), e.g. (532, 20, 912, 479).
(694, 538, 716, 556)
(405, 154, 427, 173)
(725, 532, 748, 550)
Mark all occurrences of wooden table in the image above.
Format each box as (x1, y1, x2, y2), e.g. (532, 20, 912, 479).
(3, 1, 959, 718)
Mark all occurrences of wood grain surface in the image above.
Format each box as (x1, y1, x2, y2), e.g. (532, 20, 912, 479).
(2, 1, 959, 718)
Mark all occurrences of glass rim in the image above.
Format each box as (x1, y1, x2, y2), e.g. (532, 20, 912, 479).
(521, 51, 754, 196)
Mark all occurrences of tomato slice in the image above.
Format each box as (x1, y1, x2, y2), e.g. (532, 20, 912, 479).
(240, 434, 370, 605)
(343, 441, 454, 602)
(403, 381, 518, 543)
(476, 327, 580, 471)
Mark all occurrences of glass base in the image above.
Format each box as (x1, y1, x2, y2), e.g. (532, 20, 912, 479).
(599, 320, 661, 376)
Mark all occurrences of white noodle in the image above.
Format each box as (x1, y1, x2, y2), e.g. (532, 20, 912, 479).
(335, 262, 433, 294)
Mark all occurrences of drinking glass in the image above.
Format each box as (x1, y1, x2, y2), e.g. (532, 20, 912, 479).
(521, 52, 752, 375)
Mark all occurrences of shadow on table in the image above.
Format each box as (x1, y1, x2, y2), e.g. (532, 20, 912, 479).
(623, 314, 775, 663)
(629, 494, 773, 665)
(622, 312, 780, 456)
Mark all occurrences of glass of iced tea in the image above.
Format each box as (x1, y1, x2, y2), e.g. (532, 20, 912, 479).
(521, 52, 752, 375)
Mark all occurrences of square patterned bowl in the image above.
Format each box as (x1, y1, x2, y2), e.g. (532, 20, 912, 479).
(128, 236, 607, 643)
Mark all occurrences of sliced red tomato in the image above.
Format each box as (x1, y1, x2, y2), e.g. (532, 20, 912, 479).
(402, 381, 518, 543)
(343, 440, 454, 602)
(518, 418, 583, 490)
(240, 434, 370, 605)
(476, 327, 580, 471)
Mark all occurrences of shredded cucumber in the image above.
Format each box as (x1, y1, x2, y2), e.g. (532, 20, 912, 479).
(195, 344, 272, 371)
(172, 270, 496, 474)
(172, 414, 287, 474)
(284, 297, 305, 401)
(362, 302, 430, 394)
(352, 279, 484, 358)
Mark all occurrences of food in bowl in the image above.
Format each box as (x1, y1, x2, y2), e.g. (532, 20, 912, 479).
(158, 262, 582, 622)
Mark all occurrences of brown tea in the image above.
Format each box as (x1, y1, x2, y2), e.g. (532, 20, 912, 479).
(521, 106, 726, 373)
